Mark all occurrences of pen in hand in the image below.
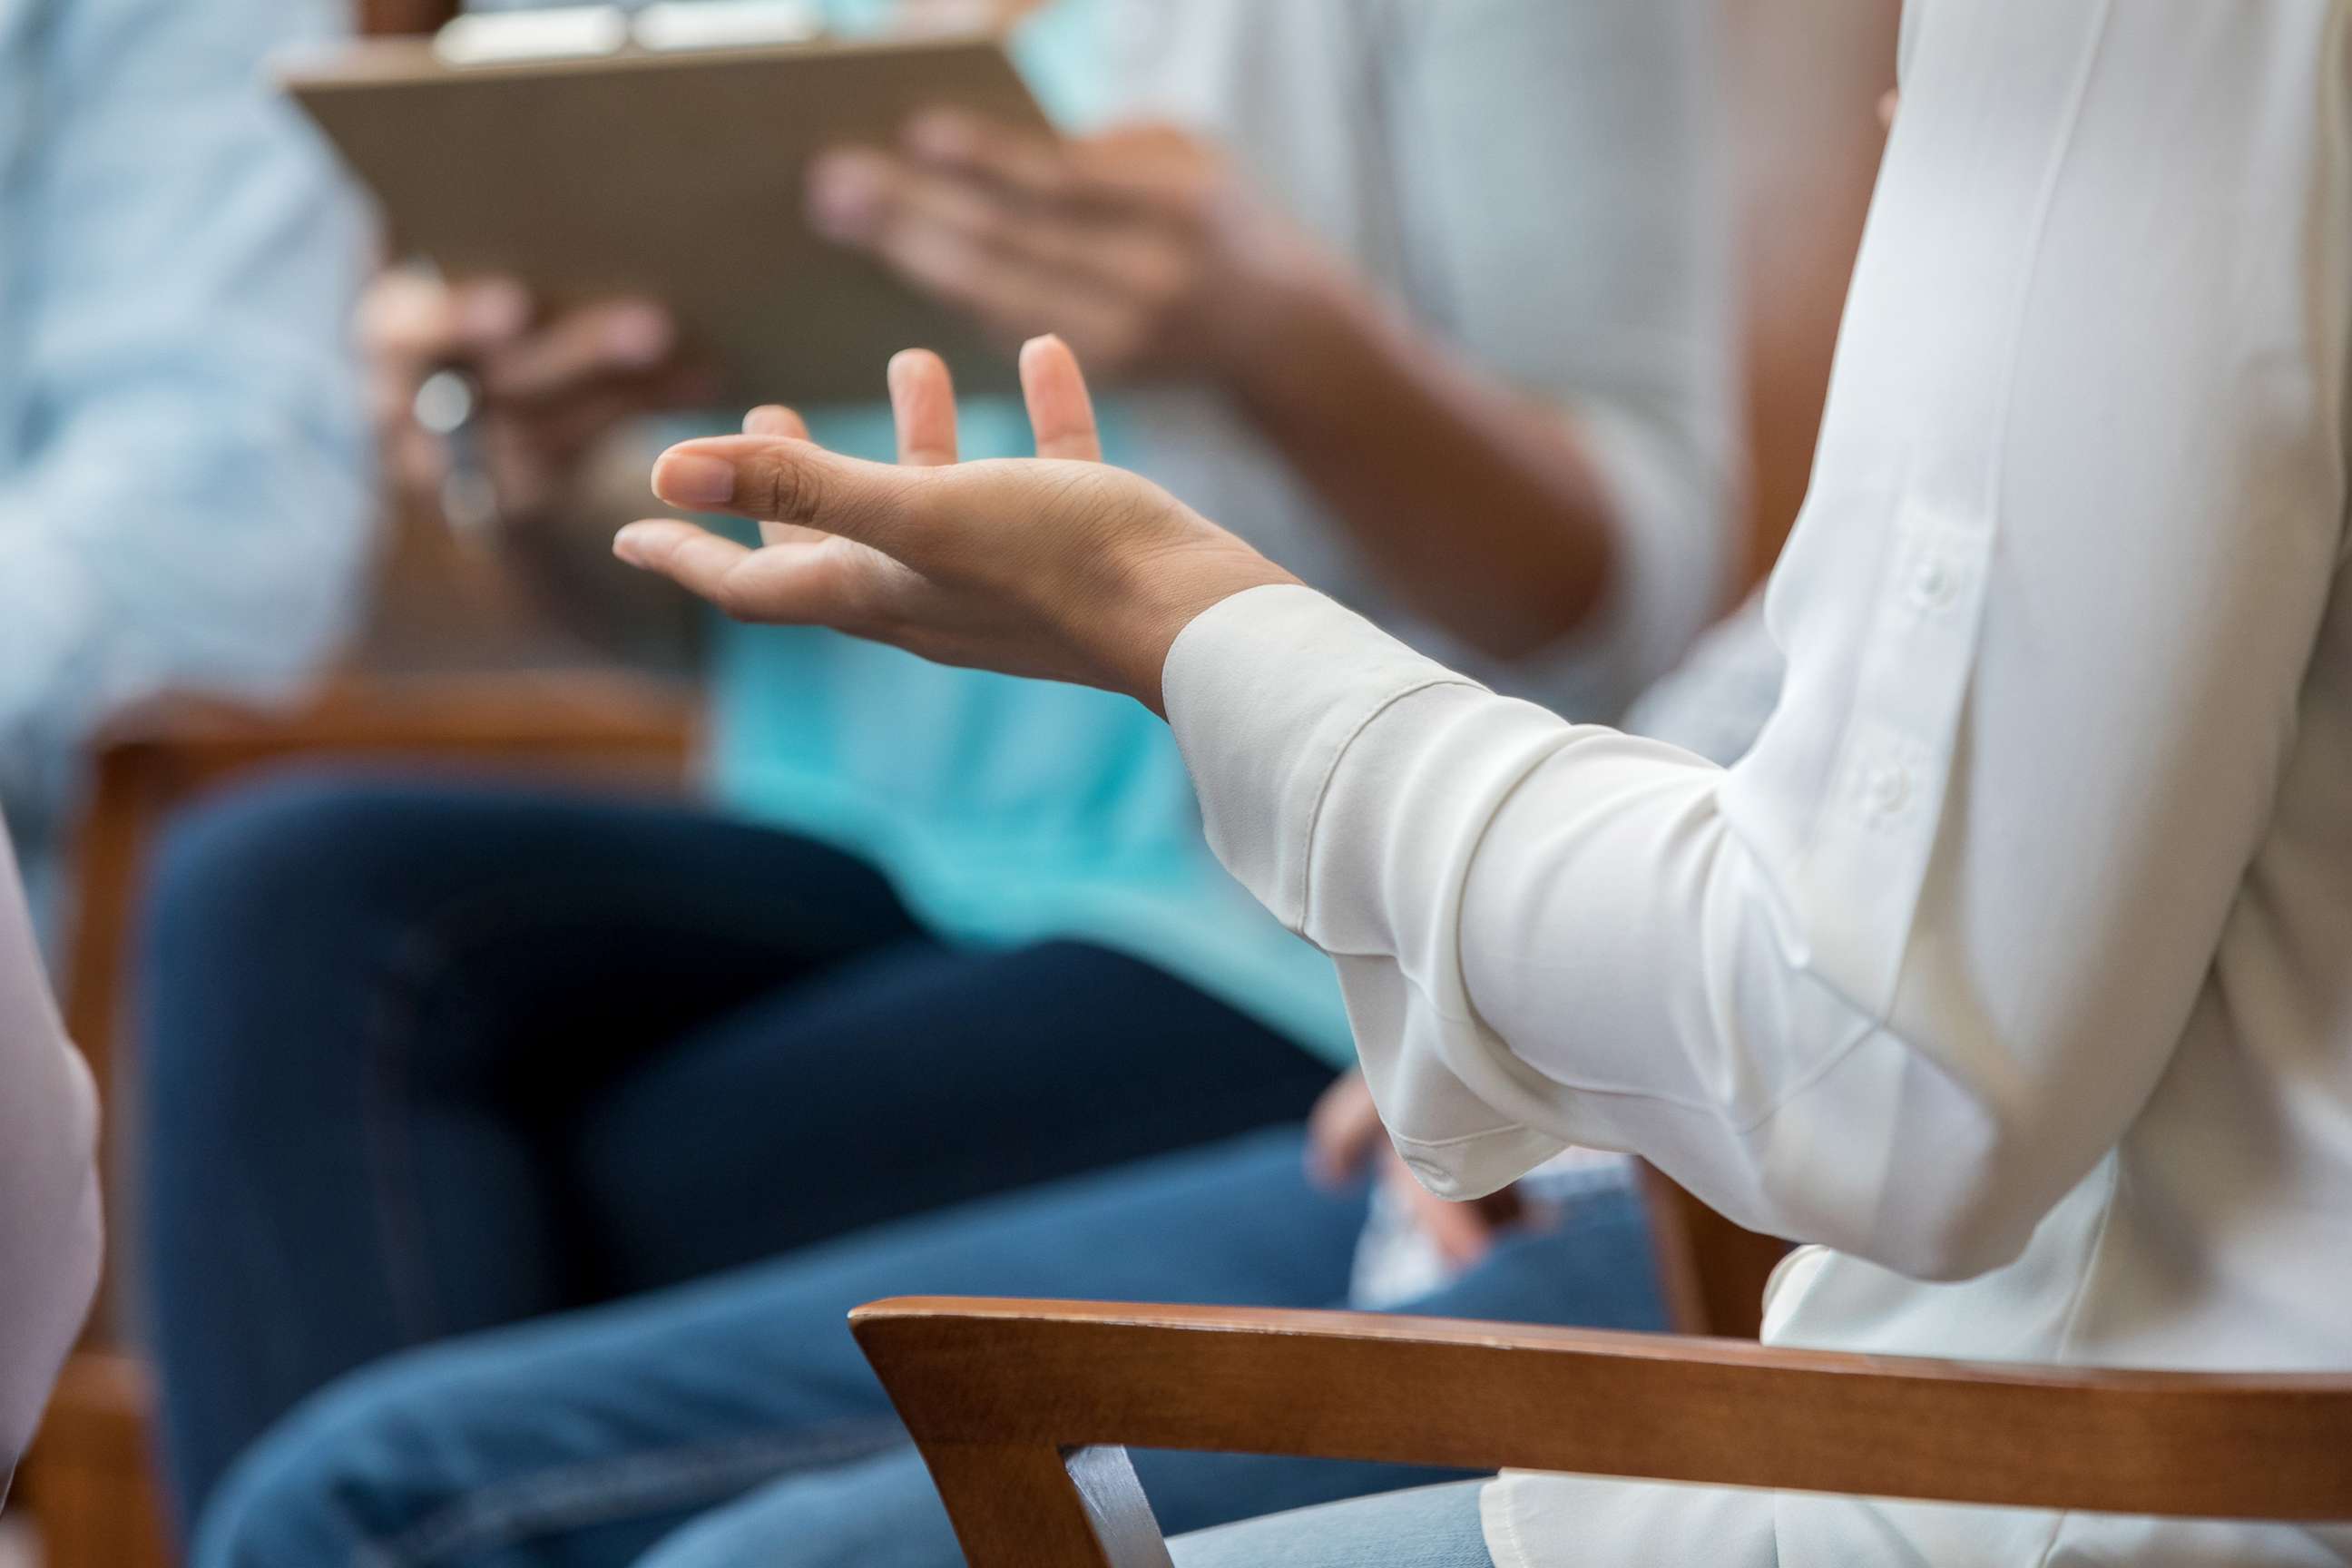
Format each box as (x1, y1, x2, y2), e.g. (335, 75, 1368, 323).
(413, 361, 501, 547)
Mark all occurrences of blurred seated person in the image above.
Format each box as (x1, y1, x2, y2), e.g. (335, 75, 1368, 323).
(0, 0, 368, 912)
(0, 811, 102, 1485)
(147, 0, 1739, 1556)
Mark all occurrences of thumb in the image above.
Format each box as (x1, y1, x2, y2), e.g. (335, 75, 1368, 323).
(651, 436, 935, 558)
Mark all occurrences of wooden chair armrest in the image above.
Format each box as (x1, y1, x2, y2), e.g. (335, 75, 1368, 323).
(79, 671, 697, 779)
(852, 1297, 2352, 1568)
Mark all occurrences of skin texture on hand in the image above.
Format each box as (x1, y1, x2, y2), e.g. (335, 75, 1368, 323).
(806, 114, 1321, 385)
(613, 338, 1296, 713)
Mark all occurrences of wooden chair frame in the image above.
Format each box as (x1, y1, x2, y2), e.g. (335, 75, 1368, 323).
(855, 1297, 2352, 1568)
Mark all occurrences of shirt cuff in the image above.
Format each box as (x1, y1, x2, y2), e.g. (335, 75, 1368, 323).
(1161, 584, 1479, 934)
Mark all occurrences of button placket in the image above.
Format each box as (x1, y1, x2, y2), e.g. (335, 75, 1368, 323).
(1866, 761, 1913, 817)
(1910, 554, 1963, 612)
(1845, 509, 1980, 832)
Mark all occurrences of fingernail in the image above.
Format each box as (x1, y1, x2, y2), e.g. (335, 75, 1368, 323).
(887, 349, 923, 396)
(654, 453, 736, 507)
(743, 404, 803, 437)
(612, 526, 649, 565)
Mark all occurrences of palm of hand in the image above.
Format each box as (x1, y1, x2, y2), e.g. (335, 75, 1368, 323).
(615, 337, 1293, 709)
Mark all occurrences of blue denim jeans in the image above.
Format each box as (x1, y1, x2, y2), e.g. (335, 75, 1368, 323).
(137, 775, 1337, 1527)
(193, 1128, 1654, 1567)
(142, 773, 1663, 1567)
(1167, 1483, 1494, 1568)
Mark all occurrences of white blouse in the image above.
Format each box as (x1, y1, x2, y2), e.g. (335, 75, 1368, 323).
(1163, 1, 2352, 1563)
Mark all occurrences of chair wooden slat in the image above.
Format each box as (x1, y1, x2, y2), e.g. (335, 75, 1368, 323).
(856, 1297, 2352, 1568)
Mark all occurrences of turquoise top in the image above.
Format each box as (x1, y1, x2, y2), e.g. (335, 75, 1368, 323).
(703, 0, 1356, 1064)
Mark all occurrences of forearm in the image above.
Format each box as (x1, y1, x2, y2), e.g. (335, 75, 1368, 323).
(0, 410, 368, 809)
(1220, 268, 1620, 662)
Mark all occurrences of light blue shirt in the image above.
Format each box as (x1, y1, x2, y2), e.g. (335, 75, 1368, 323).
(711, 0, 1742, 1070)
(0, 0, 371, 861)
(706, 0, 1360, 1063)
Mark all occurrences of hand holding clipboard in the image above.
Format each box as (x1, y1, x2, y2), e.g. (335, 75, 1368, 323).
(285, 27, 1053, 407)
(803, 112, 1323, 387)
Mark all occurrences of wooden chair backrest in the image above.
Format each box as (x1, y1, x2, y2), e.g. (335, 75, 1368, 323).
(855, 1297, 2352, 1568)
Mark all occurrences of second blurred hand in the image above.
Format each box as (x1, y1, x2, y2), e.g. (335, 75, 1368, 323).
(413, 361, 501, 550)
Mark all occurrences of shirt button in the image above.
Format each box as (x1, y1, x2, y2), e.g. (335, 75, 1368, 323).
(1866, 763, 1912, 816)
(1911, 559, 1959, 611)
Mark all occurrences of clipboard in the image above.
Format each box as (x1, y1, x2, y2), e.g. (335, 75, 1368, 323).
(282, 32, 1051, 407)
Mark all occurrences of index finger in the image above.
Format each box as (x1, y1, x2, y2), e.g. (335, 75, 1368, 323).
(483, 299, 677, 405)
(651, 435, 933, 561)
(887, 349, 961, 466)
(358, 270, 463, 363)
(360, 272, 532, 368)
(1019, 336, 1102, 462)
(904, 110, 1096, 208)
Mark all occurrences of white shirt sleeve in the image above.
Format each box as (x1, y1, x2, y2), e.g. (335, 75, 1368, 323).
(0, 0, 370, 824)
(1164, 0, 2352, 1283)
(0, 822, 100, 1472)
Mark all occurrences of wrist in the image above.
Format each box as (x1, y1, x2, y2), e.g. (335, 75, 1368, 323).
(1195, 234, 1357, 397)
(1214, 257, 1374, 418)
(1120, 544, 1299, 717)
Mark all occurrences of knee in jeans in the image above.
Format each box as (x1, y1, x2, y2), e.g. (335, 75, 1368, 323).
(148, 771, 415, 956)
(631, 1445, 957, 1568)
(190, 1358, 485, 1568)
(193, 1436, 364, 1568)
(141, 769, 458, 1107)
(191, 1399, 390, 1568)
